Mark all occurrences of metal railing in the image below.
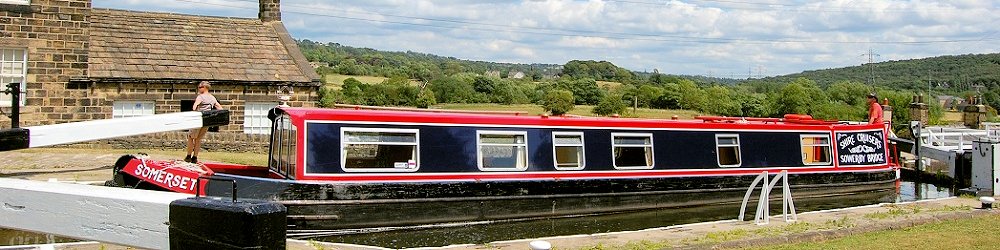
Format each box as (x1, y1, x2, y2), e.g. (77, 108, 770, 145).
(920, 125, 999, 151)
(738, 170, 797, 225)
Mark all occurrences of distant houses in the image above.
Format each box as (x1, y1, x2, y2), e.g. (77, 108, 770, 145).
(482, 70, 526, 79)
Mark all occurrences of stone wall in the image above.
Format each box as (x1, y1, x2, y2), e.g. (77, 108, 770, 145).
(0, 0, 91, 128)
(60, 131, 273, 153)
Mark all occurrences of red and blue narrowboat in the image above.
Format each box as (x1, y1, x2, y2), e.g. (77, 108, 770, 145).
(111, 107, 899, 230)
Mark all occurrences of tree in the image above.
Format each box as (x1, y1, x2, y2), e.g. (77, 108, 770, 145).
(542, 90, 575, 115)
(593, 94, 627, 116)
(429, 76, 480, 103)
(652, 83, 682, 109)
(341, 78, 365, 104)
(317, 86, 341, 108)
(472, 76, 499, 94)
(827, 81, 870, 106)
(703, 86, 739, 116)
(415, 89, 437, 108)
(677, 80, 705, 111)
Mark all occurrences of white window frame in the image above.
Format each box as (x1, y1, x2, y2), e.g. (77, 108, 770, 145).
(111, 101, 155, 119)
(611, 133, 655, 170)
(0, 48, 27, 107)
(715, 134, 742, 168)
(800, 134, 833, 166)
(0, 0, 30, 6)
(243, 102, 277, 134)
(552, 131, 586, 170)
(477, 130, 529, 171)
(340, 127, 420, 173)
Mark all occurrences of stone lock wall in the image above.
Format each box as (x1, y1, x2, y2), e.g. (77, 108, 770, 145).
(0, 0, 91, 128)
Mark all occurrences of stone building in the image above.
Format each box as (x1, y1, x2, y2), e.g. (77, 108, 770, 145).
(1, 0, 320, 151)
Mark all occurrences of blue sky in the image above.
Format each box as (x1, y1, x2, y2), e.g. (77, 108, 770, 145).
(95, 0, 999, 77)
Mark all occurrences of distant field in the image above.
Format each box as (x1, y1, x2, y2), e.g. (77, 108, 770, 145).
(323, 74, 391, 89)
(596, 80, 622, 90)
(942, 111, 962, 124)
(434, 103, 701, 119)
(323, 74, 423, 89)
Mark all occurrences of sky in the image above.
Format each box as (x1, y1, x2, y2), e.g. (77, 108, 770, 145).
(94, 0, 1000, 77)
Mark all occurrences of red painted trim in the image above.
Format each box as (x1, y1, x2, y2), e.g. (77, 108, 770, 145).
(280, 108, 886, 132)
(294, 165, 893, 183)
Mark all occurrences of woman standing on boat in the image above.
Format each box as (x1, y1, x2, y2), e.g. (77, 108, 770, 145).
(185, 81, 224, 163)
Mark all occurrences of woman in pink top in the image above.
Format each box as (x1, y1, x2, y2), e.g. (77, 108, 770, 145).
(185, 81, 224, 163)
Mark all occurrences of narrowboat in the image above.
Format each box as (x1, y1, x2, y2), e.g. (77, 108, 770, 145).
(110, 107, 899, 230)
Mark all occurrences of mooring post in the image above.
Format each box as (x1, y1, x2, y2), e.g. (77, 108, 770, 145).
(168, 178, 287, 250)
(911, 121, 923, 172)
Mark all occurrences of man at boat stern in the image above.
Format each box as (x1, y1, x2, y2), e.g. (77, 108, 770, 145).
(867, 93, 884, 124)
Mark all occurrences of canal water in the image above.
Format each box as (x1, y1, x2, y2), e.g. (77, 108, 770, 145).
(0, 181, 955, 248)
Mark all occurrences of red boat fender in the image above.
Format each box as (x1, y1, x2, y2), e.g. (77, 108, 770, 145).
(783, 114, 813, 120)
(121, 157, 214, 194)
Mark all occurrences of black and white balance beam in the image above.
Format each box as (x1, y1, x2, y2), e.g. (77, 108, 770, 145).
(0, 178, 286, 250)
(0, 110, 229, 152)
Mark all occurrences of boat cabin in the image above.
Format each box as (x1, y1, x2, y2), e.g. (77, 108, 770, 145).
(261, 108, 892, 183)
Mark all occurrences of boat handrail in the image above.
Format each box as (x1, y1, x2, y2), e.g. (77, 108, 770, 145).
(332, 104, 529, 116)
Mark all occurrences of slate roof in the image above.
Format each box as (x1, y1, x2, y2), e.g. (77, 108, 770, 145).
(87, 8, 320, 85)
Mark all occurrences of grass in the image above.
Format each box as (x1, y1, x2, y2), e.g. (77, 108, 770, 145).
(433, 103, 702, 119)
(752, 214, 1000, 250)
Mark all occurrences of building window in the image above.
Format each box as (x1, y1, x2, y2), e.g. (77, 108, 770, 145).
(0, 48, 27, 107)
(716, 134, 742, 167)
(112, 101, 154, 118)
(0, 0, 30, 6)
(478, 131, 528, 171)
(612, 133, 654, 169)
(801, 135, 832, 165)
(341, 128, 419, 172)
(552, 132, 585, 170)
(244, 102, 276, 134)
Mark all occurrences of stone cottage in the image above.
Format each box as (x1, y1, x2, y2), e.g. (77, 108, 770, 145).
(1, 0, 320, 151)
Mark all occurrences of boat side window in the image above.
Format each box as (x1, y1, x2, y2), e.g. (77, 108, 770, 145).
(716, 134, 742, 167)
(552, 132, 585, 170)
(801, 135, 832, 165)
(478, 131, 528, 171)
(341, 128, 419, 172)
(612, 133, 654, 169)
(268, 113, 296, 179)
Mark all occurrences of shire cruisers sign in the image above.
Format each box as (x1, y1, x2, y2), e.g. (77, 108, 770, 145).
(835, 130, 887, 166)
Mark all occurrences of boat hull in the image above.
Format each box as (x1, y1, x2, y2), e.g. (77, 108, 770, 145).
(201, 170, 897, 230)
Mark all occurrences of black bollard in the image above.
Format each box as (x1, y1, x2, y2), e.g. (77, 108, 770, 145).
(168, 178, 286, 250)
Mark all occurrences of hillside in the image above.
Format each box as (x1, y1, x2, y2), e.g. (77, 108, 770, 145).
(759, 53, 1000, 91)
(296, 40, 734, 85)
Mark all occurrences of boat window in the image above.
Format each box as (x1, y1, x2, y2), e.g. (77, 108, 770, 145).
(478, 131, 528, 171)
(341, 128, 419, 172)
(716, 134, 742, 167)
(552, 132, 585, 170)
(612, 133, 654, 169)
(268, 113, 296, 179)
(801, 135, 832, 165)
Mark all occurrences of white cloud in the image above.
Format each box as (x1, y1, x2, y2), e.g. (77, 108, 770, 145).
(93, 0, 1000, 76)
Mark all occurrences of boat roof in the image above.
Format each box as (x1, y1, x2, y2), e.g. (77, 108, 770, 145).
(277, 107, 883, 131)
